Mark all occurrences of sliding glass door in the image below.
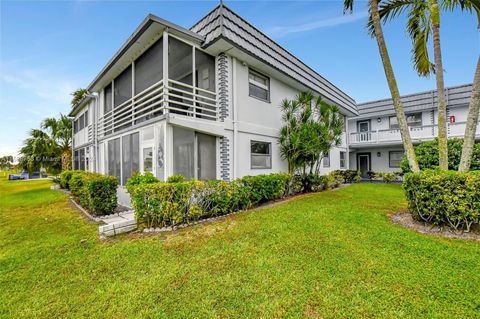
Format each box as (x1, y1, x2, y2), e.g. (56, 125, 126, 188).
(172, 126, 216, 180)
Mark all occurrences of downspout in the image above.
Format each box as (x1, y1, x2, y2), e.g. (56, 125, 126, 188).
(232, 56, 238, 179)
(84, 93, 98, 172)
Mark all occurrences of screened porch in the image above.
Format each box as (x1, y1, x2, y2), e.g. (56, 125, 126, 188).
(97, 33, 217, 138)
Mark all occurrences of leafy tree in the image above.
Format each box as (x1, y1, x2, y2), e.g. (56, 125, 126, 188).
(279, 92, 344, 175)
(0, 155, 14, 170)
(71, 88, 89, 108)
(344, 0, 420, 172)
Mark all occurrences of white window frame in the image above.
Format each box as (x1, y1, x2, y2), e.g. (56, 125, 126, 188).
(323, 152, 330, 168)
(389, 150, 404, 168)
(250, 140, 272, 169)
(340, 151, 346, 169)
(248, 69, 270, 102)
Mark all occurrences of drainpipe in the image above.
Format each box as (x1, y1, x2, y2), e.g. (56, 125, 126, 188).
(84, 93, 98, 172)
(232, 56, 238, 180)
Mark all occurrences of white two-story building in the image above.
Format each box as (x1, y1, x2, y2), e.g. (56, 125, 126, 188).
(69, 4, 475, 204)
(348, 84, 475, 176)
(69, 3, 356, 192)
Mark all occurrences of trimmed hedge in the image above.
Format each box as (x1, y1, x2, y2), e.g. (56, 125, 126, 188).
(128, 172, 344, 229)
(400, 138, 480, 173)
(331, 170, 361, 184)
(67, 170, 118, 216)
(403, 170, 480, 231)
(59, 170, 83, 189)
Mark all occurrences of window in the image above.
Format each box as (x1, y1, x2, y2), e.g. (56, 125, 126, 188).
(323, 152, 330, 168)
(79, 113, 85, 131)
(389, 113, 422, 129)
(134, 38, 163, 94)
(249, 69, 270, 102)
(104, 83, 113, 114)
(84, 110, 88, 126)
(143, 147, 153, 173)
(73, 119, 78, 134)
(74, 150, 79, 169)
(251, 141, 271, 169)
(389, 151, 404, 168)
(114, 66, 132, 108)
(340, 151, 346, 168)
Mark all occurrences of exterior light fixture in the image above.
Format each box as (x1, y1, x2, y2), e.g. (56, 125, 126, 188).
(377, 117, 382, 123)
(377, 152, 381, 157)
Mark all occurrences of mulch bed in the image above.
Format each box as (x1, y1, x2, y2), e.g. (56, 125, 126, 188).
(390, 212, 480, 241)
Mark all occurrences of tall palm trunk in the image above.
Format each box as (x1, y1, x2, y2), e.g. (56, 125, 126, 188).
(459, 57, 480, 172)
(430, 1, 448, 169)
(62, 148, 72, 171)
(370, 0, 420, 172)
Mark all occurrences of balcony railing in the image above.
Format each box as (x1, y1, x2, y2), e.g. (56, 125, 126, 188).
(97, 79, 217, 137)
(350, 122, 480, 145)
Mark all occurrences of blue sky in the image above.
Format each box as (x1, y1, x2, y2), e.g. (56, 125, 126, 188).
(0, 0, 478, 156)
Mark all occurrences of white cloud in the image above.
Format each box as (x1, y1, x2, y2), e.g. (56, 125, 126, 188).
(266, 11, 368, 38)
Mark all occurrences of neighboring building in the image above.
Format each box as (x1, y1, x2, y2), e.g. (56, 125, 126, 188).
(348, 84, 475, 176)
(69, 3, 475, 205)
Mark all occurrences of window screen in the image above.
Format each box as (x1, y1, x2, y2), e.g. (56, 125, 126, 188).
(121, 132, 139, 185)
(197, 133, 216, 180)
(84, 110, 88, 126)
(251, 141, 271, 169)
(79, 113, 85, 130)
(389, 151, 404, 168)
(114, 66, 132, 108)
(195, 50, 215, 92)
(135, 38, 163, 94)
(249, 69, 270, 101)
(340, 151, 346, 168)
(74, 150, 79, 169)
(79, 148, 85, 171)
(323, 152, 330, 168)
(104, 83, 113, 113)
(108, 138, 121, 182)
(169, 37, 192, 85)
(389, 113, 422, 129)
(173, 126, 195, 179)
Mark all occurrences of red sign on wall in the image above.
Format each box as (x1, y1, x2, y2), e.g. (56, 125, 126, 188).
(449, 115, 456, 124)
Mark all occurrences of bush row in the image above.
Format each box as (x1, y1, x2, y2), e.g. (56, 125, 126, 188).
(400, 138, 480, 173)
(403, 169, 480, 231)
(128, 171, 347, 229)
(64, 170, 118, 216)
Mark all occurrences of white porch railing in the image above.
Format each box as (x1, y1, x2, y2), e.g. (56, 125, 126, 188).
(350, 122, 480, 145)
(97, 79, 217, 137)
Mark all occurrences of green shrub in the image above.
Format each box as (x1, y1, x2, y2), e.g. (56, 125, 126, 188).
(59, 170, 82, 189)
(240, 173, 290, 204)
(376, 172, 400, 183)
(86, 176, 118, 215)
(167, 175, 186, 183)
(328, 171, 344, 188)
(130, 181, 204, 229)
(330, 170, 359, 183)
(69, 171, 118, 216)
(366, 171, 376, 179)
(202, 180, 251, 216)
(400, 138, 480, 173)
(126, 172, 159, 194)
(403, 170, 480, 231)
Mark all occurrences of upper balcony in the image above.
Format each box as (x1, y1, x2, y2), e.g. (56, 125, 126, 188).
(97, 34, 217, 138)
(349, 121, 480, 147)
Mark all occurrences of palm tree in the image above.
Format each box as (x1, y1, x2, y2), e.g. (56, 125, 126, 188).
(344, 0, 420, 172)
(41, 114, 73, 171)
(71, 88, 89, 108)
(278, 92, 344, 175)
(459, 58, 480, 171)
(376, 0, 480, 170)
(19, 129, 59, 173)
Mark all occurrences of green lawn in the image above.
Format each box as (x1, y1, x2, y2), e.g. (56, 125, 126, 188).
(1, 177, 479, 318)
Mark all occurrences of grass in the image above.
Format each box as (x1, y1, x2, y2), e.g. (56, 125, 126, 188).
(0, 177, 479, 318)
